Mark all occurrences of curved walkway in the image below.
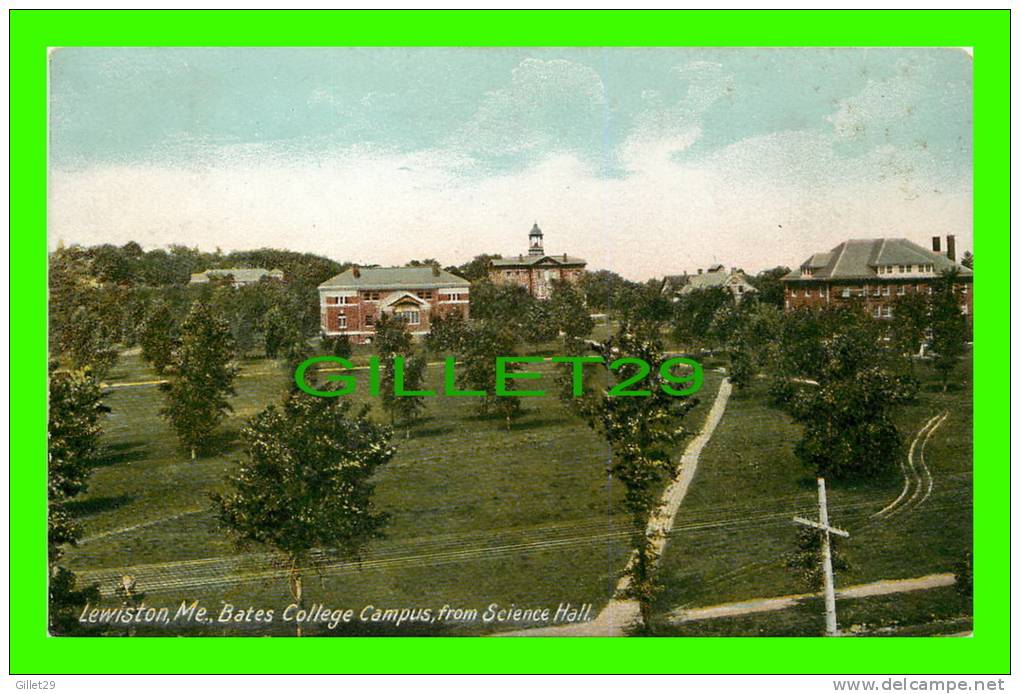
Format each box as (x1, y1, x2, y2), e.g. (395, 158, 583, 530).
(502, 377, 734, 636)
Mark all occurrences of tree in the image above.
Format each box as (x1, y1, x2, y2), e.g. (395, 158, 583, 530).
(159, 301, 238, 459)
(578, 327, 696, 631)
(521, 300, 559, 345)
(749, 266, 791, 308)
(137, 300, 180, 374)
(391, 353, 430, 430)
(467, 280, 534, 328)
(928, 271, 967, 392)
(723, 302, 785, 389)
(373, 313, 415, 425)
(457, 321, 523, 429)
(321, 332, 353, 360)
(48, 366, 107, 634)
(890, 292, 930, 358)
(778, 305, 865, 381)
(787, 527, 850, 593)
(548, 279, 594, 351)
(425, 311, 468, 354)
(59, 303, 119, 379)
(214, 395, 395, 636)
(671, 286, 733, 349)
(578, 269, 634, 313)
(785, 331, 916, 480)
(451, 253, 502, 282)
(263, 304, 305, 360)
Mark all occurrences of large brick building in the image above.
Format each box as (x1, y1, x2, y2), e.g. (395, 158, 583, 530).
(782, 236, 973, 320)
(489, 223, 586, 299)
(318, 265, 470, 343)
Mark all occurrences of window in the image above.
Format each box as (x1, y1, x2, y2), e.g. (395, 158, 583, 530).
(395, 310, 420, 325)
(874, 306, 882, 318)
(882, 285, 890, 296)
(841, 288, 850, 298)
(365, 314, 375, 327)
(419, 291, 433, 300)
(791, 289, 798, 297)
(960, 284, 968, 294)
(326, 296, 338, 305)
(897, 285, 906, 295)
(883, 306, 893, 318)
(873, 286, 881, 296)
(804, 288, 811, 298)
(899, 265, 906, 273)
(362, 291, 380, 301)
(327, 295, 350, 305)
(337, 314, 347, 329)
(961, 304, 969, 315)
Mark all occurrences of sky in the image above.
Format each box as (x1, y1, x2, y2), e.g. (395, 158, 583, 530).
(48, 47, 973, 280)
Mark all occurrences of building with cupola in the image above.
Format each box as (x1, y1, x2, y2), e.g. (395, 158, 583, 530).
(488, 223, 587, 299)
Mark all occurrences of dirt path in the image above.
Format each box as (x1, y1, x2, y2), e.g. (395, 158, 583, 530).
(873, 411, 948, 519)
(667, 572, 956, 624)
(502, 378, 734, 637)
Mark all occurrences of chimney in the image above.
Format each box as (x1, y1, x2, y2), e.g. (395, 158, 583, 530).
(946, 234, 956, 262)
(730, 267, 737, 274)
(698, 268, 703, 275)
(932, 236, 941, 253)
(352, 264, 360, 278)
(431, 264, 440, 277)
(563, 253, 567, 261)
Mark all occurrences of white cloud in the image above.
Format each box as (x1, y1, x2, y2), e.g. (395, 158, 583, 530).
(49, 125, 972, 281)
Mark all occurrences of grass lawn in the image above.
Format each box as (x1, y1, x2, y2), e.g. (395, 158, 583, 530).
(65, 348, 722, 635)
(650, 356, 973, 635)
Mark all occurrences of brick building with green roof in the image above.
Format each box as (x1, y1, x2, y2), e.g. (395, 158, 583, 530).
(782, 236, 972, 322)
(317, 265, 470, 343)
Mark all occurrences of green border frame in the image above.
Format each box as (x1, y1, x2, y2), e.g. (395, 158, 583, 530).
(11, 9, 1010, 674)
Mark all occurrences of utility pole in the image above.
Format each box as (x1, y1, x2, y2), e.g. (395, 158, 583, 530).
(793, 477, 849, 636)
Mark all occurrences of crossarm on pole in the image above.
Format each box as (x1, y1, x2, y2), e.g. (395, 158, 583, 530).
(793, 516, 850, 538)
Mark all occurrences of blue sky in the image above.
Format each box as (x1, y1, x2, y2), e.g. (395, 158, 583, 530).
(49, 47, 973, 279)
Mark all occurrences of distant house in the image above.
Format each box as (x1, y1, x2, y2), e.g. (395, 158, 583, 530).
(662, 264, 756, 302)
(781, 236, 973, 321)
(189, 267, 284, 287)
(489, 223, 586, 299)
(317, 265, 470, 343)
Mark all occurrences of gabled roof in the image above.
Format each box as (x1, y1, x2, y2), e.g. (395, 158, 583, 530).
(379, 291, 428, 309)
(318, 266, 470, 290)
(783, 238, 972, 281)
(490, 253, 586, 267)
(676, 268, 755, 294)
